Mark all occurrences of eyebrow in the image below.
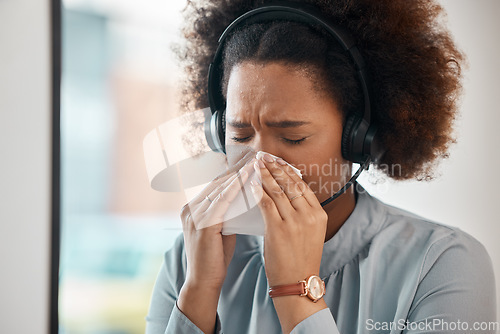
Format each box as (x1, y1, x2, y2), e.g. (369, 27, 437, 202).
(227, 120, 311, 129)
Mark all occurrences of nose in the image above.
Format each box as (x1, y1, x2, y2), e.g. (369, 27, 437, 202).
(249, 133, 281, 158)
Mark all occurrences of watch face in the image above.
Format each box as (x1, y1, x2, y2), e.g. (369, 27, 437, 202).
(308, 276, 324, 300)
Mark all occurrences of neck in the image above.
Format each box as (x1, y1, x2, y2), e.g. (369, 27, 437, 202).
(322, 188, 356, 242)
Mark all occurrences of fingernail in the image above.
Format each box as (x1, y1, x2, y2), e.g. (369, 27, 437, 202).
(262, 153, 274, 163)
(254, 160, 265, 169)
(276, 158, 287, 166)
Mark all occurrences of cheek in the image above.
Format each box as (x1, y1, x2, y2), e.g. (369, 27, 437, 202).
(298, 123, 345, 174)
(292, 122, 349, 195)
(301, 160, 352, 198)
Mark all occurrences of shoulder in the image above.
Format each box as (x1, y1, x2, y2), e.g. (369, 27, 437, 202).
(368, 194, 494, 284)
(376, 196, 489, 254)
(364, 194, 496, 321)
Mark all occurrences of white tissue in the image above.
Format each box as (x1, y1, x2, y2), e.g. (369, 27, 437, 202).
(222, 151, 302, 236)
(255, 151, 302, 178)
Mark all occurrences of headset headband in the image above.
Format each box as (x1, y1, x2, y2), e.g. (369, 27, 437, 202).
(207, 1, 372, 125)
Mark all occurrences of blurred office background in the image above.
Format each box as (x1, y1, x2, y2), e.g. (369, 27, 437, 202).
(59, 1, 187, 333)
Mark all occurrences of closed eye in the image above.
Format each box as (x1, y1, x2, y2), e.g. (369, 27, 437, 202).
(283, 137, 307, 145)
(230, 136, 308, 145)
(230, 136, 252, 143)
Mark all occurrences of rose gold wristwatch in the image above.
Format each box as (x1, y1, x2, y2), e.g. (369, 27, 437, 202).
(268, 275, 326, 302)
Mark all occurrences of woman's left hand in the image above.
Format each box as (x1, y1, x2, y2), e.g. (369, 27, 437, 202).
(250, 153, 328, 287)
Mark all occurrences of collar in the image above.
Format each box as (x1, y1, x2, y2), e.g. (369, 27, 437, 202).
(319, 185, 387, 277)
(238, 185, 387, 276)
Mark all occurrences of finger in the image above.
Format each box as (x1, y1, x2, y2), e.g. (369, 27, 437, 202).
(193, 172, 239, 216)
(253, 159, 295, 220)
(192, 154, 255, 206)
(202, 168, 251, 227)
(180, 206, 197, 235)
(209, 160, 255, 199)
(182, 155, 255, 231)
(191, 173, 233, 207)
(249, 179, 283, 226)
(260, 154, 309, 209)
(275, 157, 322, 209)
(192, 161, 256, 229)
(191, 173, 244, 230)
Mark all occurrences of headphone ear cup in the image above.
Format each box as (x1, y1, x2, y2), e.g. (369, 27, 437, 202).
(206, 109, 226, 153)
(220, 110, 226, 138)
(219, 110, 226, 152)
(341, 114, 359, 161)
(214, 109, 226, 153)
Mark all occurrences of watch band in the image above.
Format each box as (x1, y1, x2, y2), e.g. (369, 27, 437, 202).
(268, 275, 326, 302)
(268, 281, 307, 298)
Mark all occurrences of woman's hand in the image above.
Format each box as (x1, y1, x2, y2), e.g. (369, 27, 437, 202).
(250, 153, 328, 333)
(177, 151, 254, 333)
(251, 153, 328, 286)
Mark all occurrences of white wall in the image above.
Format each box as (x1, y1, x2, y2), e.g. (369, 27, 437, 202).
(0, 0, 52, 332)
(361, 0, 500, 322)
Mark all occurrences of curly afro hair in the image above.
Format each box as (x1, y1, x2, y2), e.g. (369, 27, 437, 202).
(174, 0, 465, 181)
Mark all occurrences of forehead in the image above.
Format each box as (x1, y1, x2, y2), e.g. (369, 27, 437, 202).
(225, 62, 338, 123)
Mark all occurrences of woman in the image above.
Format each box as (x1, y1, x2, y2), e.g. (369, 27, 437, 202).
(146, 0, 496, 333)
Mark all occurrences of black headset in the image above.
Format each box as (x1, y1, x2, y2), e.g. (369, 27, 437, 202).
(204, 1, 385, 206)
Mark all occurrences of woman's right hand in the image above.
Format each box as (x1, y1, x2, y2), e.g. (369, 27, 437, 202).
(177, 151, 254, 333)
